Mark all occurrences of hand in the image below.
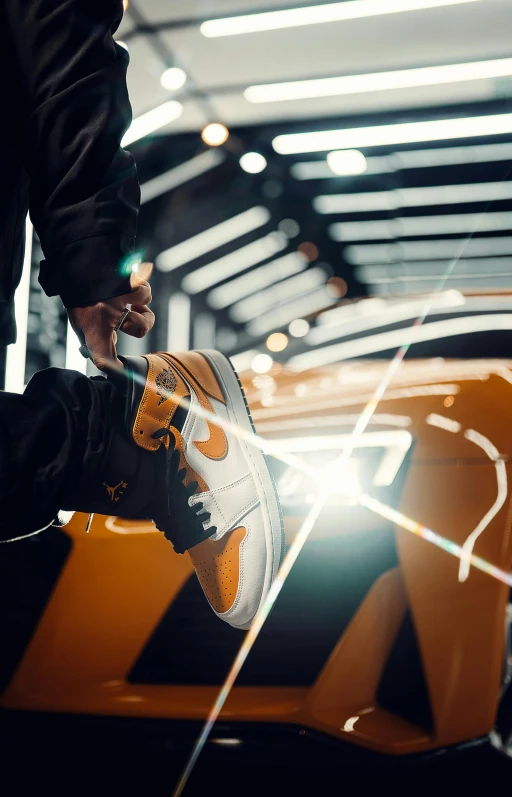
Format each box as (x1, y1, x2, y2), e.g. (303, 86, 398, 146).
(68, 263, 155, 372)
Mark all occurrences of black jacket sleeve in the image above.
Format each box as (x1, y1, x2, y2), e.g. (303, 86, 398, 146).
(4, 0, 140, 308)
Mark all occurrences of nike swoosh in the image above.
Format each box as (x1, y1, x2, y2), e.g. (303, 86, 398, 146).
(161, 354, 228, 461)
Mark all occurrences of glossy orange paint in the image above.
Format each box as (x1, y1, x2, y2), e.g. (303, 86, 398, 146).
(2, 359, 512, 756)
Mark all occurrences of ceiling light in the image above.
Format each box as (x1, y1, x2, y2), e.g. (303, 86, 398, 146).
(157, 206, 270, 271)
(160, 67, 187, 91)
(289, 319, 310, 337)
(202, 122, 229, 146)
(230, 349, 261, 372)
(292, 142, 512, 181)
(291, 157, 390, 180)
(5, 219, 33, 392)
(327, 150, 367, 176)
(329, 211, 512, 241)
(266, 333, 289, 352)
(345, 237, 512, 264)
(252, 353, 273, 373)
(167, 293, 190, 351)
(182, 232, 287, 294)
(240, 152, 267, 174)
(246, 57, 512, 103)
(358, 258, 512, 282)
(200, 0, 482, 37)
(207, 251, 307, 310)
(315, 180, 512, 214)
(289, 314, 512, 371)
(272, 113, 512, 154)
(230, 267, 327, 323)
(141, 150, 225, 205)
(122, 101, 183, 147)
(307, 292, 465, 345)
(247, 286, 336, 337)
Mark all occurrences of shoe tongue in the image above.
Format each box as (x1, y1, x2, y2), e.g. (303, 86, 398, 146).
(171, 402, 188, 434)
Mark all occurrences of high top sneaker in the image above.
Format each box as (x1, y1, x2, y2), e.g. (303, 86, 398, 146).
(64, 350, 284, 630)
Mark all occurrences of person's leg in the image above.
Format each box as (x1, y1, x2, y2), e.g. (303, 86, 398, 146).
(0, 368, 116, 541)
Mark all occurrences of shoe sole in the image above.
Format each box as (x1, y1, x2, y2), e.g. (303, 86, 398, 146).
(200, 350, 285, 630)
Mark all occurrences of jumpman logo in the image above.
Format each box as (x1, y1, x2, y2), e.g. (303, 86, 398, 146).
(103, 480, 128, 502)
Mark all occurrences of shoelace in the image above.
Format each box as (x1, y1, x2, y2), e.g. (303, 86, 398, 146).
(150, 427, 217, 554)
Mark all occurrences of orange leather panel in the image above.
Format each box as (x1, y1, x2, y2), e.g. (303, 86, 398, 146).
(165, 351, 226, 405)
(189, 526, 246, 613)
(132, 355, 189, 452)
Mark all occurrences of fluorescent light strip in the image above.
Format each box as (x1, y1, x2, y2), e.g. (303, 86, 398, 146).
(167, 292, 191, 351)
(372, 276, 512, 294)
(358, 258, 512, 281)
(65, 320, 88, 374)
(200, 0, 482, 37)
(291, 158, 390, 180)
(157, 206, 270, 272)
(246, 57, 512, 104)
(273, 113, 512, 154)
(207, 252, 308, 310)
(182, 233, 287, 294)
(345, 237, 512, 264)
(315, 181, 512, 214)
(292, 142, 512, 181)
(289, 314, 512, 370)
(230, 267, 327, 323)
(193, 312, 216, 349)
(121, 101, 183, 147)
(5, 219, 33, 392)
(247, 286, 335, 337)
(330, 211, 512, 241)
(141, 150, 225, 205)
(307, 291, 466, 345)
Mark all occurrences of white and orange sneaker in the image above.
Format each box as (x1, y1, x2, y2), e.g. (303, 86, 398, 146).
(117, 350, 284, 630)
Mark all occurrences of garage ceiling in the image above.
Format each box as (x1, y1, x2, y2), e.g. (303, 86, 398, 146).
(120, 0, 512, 130)
(116, 0, 512, 358)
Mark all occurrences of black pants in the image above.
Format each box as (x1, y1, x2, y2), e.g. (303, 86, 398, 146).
(0, 367, 114, 542)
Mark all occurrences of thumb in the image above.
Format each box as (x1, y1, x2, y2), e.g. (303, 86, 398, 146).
(85, 325, 120, 372)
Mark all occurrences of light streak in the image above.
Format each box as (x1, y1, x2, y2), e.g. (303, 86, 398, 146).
(251, 384, 461, 421)
(459, 429, 508, 582)
(171, 166, 510, 796)
(359, 492, 512, 587)
(426, 414, 462, 434)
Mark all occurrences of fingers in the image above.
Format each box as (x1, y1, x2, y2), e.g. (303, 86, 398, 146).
(130, 262, 153, 288)
(121, 305, 155, 338)
(124, 279, 152, 309)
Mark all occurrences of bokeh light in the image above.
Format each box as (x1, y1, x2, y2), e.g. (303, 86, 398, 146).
(202, 123, 229, 146)
(266, 332, 289, 352)
(327, 149, 367, 176)
(161, 67, 187, 91)
(297, 242, 319, 262)
(240, 152, 268, 173)
(288, 318, 310, 337)
(251, 353, 273, 373)
(326, 276, 348, 298)
(278, 218, 301, 238)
